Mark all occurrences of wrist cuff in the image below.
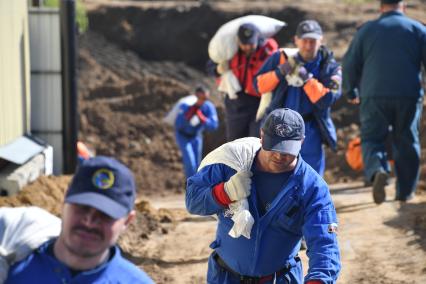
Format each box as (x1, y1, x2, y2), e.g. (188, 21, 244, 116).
(212, 182, 232, 206)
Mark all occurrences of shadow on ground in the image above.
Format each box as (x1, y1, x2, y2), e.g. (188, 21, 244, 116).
(384, 200, 426, 252)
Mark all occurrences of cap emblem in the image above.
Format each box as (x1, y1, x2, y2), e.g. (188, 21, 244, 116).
(244, 29, 253, 37)
(302, 23, 313, 32)
(274, 124, 293, 137)
(92, 169, 115, 190)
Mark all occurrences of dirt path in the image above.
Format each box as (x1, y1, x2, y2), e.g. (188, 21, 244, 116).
(140, 183, 426, 283)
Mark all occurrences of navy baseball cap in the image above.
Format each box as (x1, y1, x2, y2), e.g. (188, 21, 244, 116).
(65, 156, 136, 219)
(296, 20, 323, 39)
(261, 108, 305, 156)
(238, 23, 260, 45)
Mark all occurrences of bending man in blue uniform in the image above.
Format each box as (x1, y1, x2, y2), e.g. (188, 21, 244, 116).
(254, 20, 342, 176)
(5, 156, 154, 284)
(186, 108, 341, 283)
(175, 86, 219, 179)
(342, 0, 426, 204)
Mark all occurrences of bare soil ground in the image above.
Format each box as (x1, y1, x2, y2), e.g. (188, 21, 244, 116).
(141, 182, 426, 284)
(2, 0, 426, 282)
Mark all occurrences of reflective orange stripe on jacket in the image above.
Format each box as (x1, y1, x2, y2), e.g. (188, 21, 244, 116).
(303, 78, 330, 103)
(256, 49, 286, 94)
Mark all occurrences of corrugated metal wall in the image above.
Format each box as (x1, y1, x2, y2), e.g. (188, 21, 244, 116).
(29, 7, 63, 174)
(0, 1, 31, 146)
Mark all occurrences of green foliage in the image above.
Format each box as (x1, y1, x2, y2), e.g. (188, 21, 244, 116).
(43, 0, 88, 33)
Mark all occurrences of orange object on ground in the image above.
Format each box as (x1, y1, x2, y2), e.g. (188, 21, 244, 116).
(345, 137, 363, 171)
(77, 141, 91, 160)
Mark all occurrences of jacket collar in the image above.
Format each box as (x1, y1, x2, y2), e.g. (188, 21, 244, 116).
(381, 10, 404, 18)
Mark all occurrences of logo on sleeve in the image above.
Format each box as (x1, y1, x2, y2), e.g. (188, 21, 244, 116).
(328, 223, 338, 234)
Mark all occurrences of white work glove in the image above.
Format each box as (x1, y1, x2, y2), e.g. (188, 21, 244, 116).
(189, 115, 200, 127)
(224, 171, 252, 202)
(217, 61, 229, 75)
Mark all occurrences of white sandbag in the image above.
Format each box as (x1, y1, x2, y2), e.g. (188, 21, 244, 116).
(256, 92, 272, 121)
(163, 95, 197, 126)
(208, 15, 286, 64)
(255, 48, 300, 121)
(217, 70, 241, 99)
(199, 137, 261, 239)
(0, 207, 61, 282)
(284, 48, 305, 87)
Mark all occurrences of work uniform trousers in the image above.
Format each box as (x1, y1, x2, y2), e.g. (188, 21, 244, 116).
(300, 120, 325, 176)
(360, 97, 423, 200)
(224, 93, 261, 141)
(175, 133, 203, 179)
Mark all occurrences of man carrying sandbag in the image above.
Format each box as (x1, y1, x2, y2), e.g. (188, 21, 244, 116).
(186, 108, 341, 284)
(208, 22, 278, 141)
(5, 156, 154, 284)
(254, 20, 341, 176)
(174, 85, 219, 179)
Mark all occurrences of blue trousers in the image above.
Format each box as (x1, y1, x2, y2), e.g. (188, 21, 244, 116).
(300, 121, 325, 176)
(175, 133, 203, 179)
(360, 97, 422, 199)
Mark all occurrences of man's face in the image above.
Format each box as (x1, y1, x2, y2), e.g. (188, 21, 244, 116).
(196, 91, 209, 104)
(294, 36, 322, 61)
(238, 41, 257, 56)
(259, 149, 298, 173)
(59, 203, 133, 258)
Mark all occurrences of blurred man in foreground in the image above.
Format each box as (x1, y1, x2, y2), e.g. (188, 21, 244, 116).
(5, 156, 154, 284)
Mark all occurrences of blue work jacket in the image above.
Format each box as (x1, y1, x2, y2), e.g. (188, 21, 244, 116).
(174, 100, 218, 138)
(5, 240, 154, 284)
(254, 47, 342, 150)
(186, 155, 341, 283)
(342, 11, 426, 100)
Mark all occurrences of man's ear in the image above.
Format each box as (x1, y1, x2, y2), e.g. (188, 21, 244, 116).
(260, 129, 264, 144)
(124, 210, 136, 227)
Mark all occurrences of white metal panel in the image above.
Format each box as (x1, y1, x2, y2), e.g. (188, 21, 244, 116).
(30, 74, 62, 131)
(28, 7, 63, 175)
(29, 9, 61, 72)
(0, 136, 45, 165)
(34, 133, 63, 175)
(0, 1, 30, 145)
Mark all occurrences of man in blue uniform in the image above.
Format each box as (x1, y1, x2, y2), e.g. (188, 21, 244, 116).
(175, 86, 219, 179)
(254, 20, 342, 177)
(186, 108, 340, 283)
(342, 0, 426, 204)
(5, 156, 154, 284)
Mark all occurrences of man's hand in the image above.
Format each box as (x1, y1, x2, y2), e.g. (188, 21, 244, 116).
(189, 115, 200, 126)
(277, 61, 294, 76)
(348, 97, 360, 104)
(224, 171, 252, 201)
(217, 61, 229, 75)
(295, 65, 312, 83)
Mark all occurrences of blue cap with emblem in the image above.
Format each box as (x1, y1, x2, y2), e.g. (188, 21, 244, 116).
(296, 20, 323, 40)
(261, 108, 305, 156)
(237, 23, 260, 45)
(65, 156, 136, 219)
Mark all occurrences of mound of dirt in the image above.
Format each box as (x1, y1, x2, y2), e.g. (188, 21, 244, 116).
(78, 31, 226, 196)
(0, 176, 71, 216)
